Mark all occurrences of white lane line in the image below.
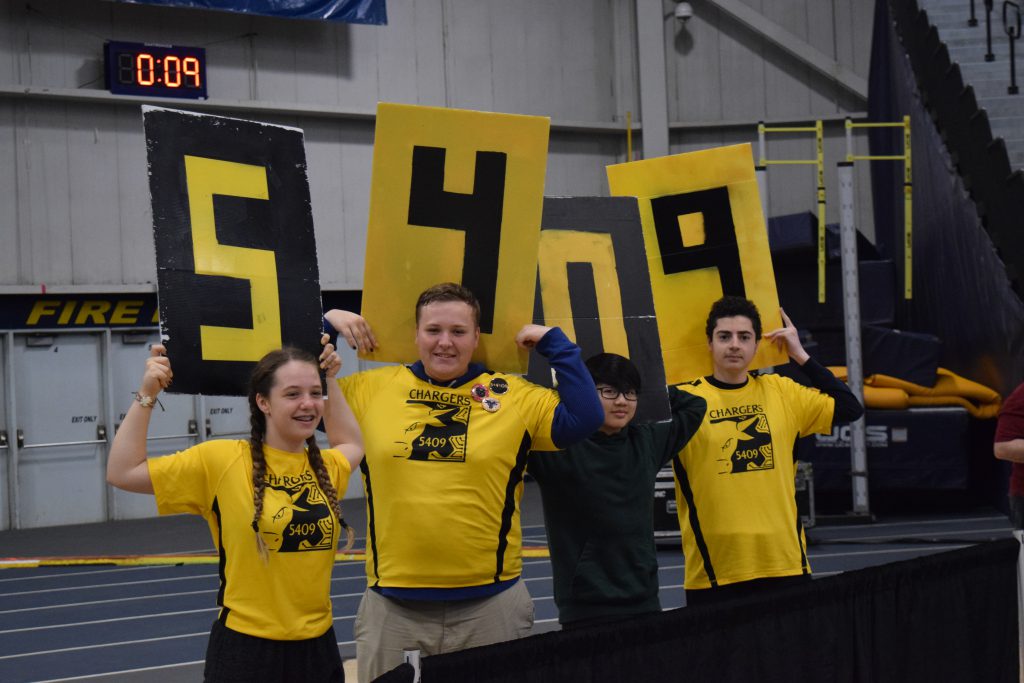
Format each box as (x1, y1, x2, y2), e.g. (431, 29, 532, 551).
(33, 659, 204, 682)
(0, 574, 217, 597)
(0, 588, 216, 615)
(0, 565, 176, 583)
(810, 544, 967, 558)
(0, 606, 219, 634)
(0, 631, 207, 661)
(0, 581, 368, 617)
(811, 527, 1011, 543)
(810, 517, 1008, 537)
(0, 565, 367, 600)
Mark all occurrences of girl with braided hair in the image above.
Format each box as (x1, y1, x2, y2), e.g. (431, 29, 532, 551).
(108, 336, 363, 683)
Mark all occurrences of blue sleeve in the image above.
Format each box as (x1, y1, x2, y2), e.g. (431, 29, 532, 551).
(322, 316, 339, 348)
(536, 328, 604, 448)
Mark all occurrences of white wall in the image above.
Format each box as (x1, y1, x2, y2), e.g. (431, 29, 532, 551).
(0, 0, 875, 291)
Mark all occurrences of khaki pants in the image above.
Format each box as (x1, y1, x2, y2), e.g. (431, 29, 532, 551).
(354, 580, 534, 683)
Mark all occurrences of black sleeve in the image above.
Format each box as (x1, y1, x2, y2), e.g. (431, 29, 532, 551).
(659, 387, 707, 467)
(798, 357, 864, 425)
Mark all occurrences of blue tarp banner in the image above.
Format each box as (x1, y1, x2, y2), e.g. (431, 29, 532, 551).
(110, 0, 386, 25)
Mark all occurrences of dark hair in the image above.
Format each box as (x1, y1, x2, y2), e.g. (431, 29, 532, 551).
(415, 282, 481, 328)
(585, 353, 642, 394)
(705, 296, 762, 341)
(248, 347, 352, 559)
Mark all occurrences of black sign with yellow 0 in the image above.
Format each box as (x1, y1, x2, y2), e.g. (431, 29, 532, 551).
(143, 106, 323, 396)
(527, 196, 670, 424)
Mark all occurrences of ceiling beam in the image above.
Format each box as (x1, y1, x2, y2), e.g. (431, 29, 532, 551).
(706, 0, 868, 102)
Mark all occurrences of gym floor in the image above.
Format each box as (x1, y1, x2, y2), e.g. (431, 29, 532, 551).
(0, 481, 1013, 682)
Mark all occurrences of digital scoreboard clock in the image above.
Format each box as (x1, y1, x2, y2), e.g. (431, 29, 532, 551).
(104, 41, 207, 99)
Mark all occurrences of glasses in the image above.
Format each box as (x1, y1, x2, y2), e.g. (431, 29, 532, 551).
(597, 386, 638, 402)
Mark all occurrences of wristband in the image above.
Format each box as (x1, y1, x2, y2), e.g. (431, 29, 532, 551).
(133, 392, 157, 409)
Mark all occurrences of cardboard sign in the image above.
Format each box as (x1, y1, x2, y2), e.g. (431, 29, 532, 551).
(527, 197, 669, 423)
(143, 106, 322, 395)
(360, 103, 550, 372)
(607, 144, 785, 384)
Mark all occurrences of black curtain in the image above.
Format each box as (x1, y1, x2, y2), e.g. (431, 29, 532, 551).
(414, 540, 1018, 683)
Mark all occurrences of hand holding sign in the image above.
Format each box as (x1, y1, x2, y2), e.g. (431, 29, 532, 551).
(140, 344, 172, 398)
(515, 324, 553, 349)
(763, 308, 810, 365)
(325, 309, 378, 353)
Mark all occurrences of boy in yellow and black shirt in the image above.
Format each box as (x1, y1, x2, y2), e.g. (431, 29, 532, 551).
(674, 296, 863, 606)
(325, 283, 602, 682)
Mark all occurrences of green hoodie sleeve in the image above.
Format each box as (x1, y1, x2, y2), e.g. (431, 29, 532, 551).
(646, 386, 707, 468)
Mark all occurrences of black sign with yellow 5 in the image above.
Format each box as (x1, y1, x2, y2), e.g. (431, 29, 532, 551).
(143, 106, 323, 396)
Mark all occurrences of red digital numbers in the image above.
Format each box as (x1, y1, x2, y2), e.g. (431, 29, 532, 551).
(164, 55, 181, 87)
(106, 41, 206, 98)
(183, 57, 201, 88)
(136, 53, 156, 86)
(134, 52, 201, 89)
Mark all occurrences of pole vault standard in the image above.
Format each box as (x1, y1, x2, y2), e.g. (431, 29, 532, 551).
(845, 116, 913, 300)
(757, 116, 911, 517)
(836, 161, 869, 517)
(756, 119, 865, 513)
(837, 115, 912, 517)
(757, 120, 826, 302)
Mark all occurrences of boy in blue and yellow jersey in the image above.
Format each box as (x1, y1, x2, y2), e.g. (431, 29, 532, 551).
(674, 296, 863, 606)
(325, 282, 602, 682)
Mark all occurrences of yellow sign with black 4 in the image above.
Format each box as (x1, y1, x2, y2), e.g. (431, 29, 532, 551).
(360, 103, 550, 373)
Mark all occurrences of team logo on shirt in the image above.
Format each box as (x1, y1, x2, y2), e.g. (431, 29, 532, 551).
(259, 471, 335, 553)
(710, 404, 774, 474)
(397, 398, 471, 462)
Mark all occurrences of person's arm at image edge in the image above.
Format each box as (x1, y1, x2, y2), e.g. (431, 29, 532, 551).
(994, 439, 1024, 463)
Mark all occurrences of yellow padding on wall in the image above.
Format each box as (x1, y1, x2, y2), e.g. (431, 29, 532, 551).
(828, 367, 1002, 419)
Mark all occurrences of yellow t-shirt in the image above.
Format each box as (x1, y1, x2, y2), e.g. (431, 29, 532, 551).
(339, 365, 560, 588)
(674, 373, 833, 590)
(149, 440, 351, 639)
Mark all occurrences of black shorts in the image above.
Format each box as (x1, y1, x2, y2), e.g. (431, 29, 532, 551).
(203, 618, 343, 683)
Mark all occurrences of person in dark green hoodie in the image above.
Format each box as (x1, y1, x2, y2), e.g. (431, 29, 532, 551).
(527, 353, 706, 629)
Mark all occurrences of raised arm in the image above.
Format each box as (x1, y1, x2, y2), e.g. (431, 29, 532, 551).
(318, 335, 364, 471)
(660, 386, 708, 465)
(516, 325, 603, 448)
(764, 308, 863, 424)
(324, 308, 378, 353)
(107, 344, 173, 494)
